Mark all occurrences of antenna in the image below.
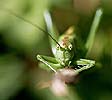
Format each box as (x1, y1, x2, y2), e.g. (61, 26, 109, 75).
(3, 8, 62, 48)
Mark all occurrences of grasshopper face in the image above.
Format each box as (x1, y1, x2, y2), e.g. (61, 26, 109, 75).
(55, 41, 74, 66)
(55, 29, 75, 66)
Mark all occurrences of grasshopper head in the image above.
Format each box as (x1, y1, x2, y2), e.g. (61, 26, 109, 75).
(55, 26, 76, 66)
(55, 41, 74, 66)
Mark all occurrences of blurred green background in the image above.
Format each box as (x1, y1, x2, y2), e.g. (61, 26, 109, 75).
(0, 0, 112, 100)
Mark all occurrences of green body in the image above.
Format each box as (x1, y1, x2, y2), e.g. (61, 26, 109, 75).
(55, 27, 76, 66)
(37, 9, 103, 73)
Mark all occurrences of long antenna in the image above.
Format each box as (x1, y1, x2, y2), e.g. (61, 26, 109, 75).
(3, 8, 61, 48)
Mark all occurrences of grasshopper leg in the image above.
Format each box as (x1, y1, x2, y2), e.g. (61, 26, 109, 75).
(85, 8, 103, 56)
(44, 10, 59, 55)
(37, 55, 62, 72)
(75, 59, 95, 73)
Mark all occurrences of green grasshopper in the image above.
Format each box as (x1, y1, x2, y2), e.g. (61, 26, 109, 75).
(2, 8, 102, 97)
(37, 8, 103, 73)
(4, 8, 102, 74)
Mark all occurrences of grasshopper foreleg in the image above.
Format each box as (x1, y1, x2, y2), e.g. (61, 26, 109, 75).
(75, 59, 95, 73)
(37, 55, 62, 72)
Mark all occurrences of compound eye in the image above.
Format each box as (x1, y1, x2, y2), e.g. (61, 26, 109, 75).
(68, 44, 72, 50)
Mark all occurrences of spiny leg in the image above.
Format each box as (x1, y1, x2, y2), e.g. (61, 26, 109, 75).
(44, 10, 59, 55)
(37, 55, 62, 73)
(85, 8, 103, 56)
(75, 59, 95, 73)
